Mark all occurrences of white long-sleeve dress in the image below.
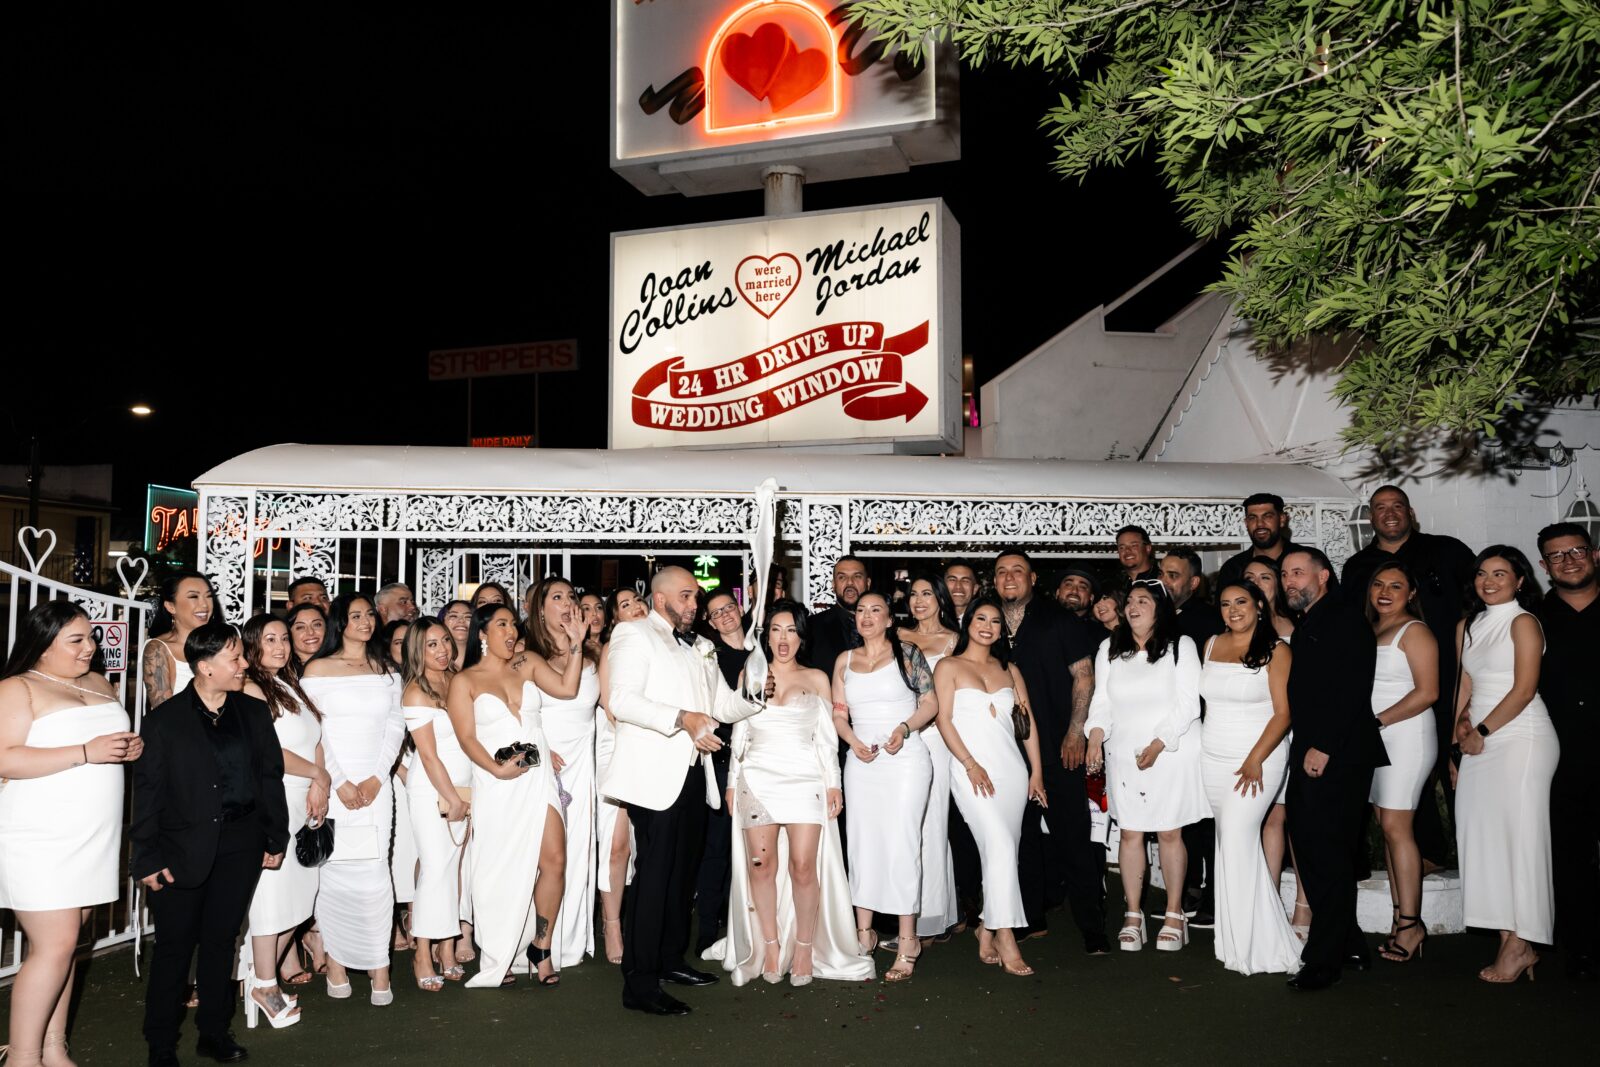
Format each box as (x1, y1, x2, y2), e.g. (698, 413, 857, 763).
(402, 703, 472, 940)
(302, 672, 406, 971)
(541, 664, 599, 967)
(704, 693, 875, 985)
(1085, 637, 1207, 832)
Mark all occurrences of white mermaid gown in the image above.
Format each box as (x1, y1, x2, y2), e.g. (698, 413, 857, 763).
(704, 693, 875, 985)
(248, 693, 321, 935)
(302, 672, 406, 971)
(0, 700, 129, 910)
(947, 687, 1028, 930)
(1198, 648, 1302, 976)
(842, 661, 931, 915)
(402, 704, 472, 941)
(541, 664, 599, 967)
(465, 681, 564, 988)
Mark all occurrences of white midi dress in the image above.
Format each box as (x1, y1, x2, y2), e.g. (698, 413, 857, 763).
(1369, 620, 1437, 810)
(842, 662, 931, 915)
(947, 687, 1029, 931)
(248, 694, 321, 935)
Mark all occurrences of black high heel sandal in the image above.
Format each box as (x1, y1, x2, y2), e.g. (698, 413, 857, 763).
(1380, 914, 1428, 962)
(526, 943, 561, 986)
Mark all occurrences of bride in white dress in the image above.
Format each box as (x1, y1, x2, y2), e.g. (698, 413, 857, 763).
(832, 591, 938, 982)
(1198, 582, 1302, 976)
(706, 601, 875, 986)
(447, 603, 584, 988)
(1452, 547, 1559, 984)
(933, 596, 1046, 976)
(523, 578, 601, 968)
(0, 602, 141, 1066)
(301, 592, 406, 1005)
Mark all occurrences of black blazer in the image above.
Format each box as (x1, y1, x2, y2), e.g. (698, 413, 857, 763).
(805, 603, 858, 677)
(131, 685, 290, 885)
(1285, 591, 1387, 772)
(1005, 597, 1096, 760)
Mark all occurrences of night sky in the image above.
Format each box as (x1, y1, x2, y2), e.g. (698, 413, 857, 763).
(10, 6, 1193, 535)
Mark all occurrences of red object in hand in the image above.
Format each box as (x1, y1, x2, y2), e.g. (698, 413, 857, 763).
(1085, 769, 1108, 813)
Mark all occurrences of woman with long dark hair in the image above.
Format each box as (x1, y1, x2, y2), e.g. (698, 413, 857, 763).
(1363, 562, 1440, 963)
(707, 600, 872, 986)
(441, 600, 473, 671)
(240, 614, 330, 1027)
(1240, 557, 1301, 929)
(401, 618, 470, 989)
(1453, 546, 1558, 982)
(896, 572, 962, 940)
(448, 603, 579, 987)
(595, 586, 648, 964)
(579, 591, 607, 661)
(934, 596, 1046, 975)
(142, 570, 217, 706)
(1085, 580, 1206, 952)
(0, 602, 141, 1066)
(470, 582, 513, 612)
(525, 577, 599, 968)
(1198, 582, 1301, 976)
(300, 592, 406, 1005)
(285, 603, 327, 677)
(831, 590, 937, 981)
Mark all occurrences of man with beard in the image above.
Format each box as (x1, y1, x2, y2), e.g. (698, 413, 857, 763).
(994, 549, 1108, 954)
(1280, 548, 1384, 991)
(1533, 522, 1599, 980)
(806, 556, 869, 673)
(1114, 526, 1160, 589)
(943, 560, 979, 627)
(1054, 568, 1098, 622)
(1217, 494, 1309, 589)
(1341, 485, 1476, 872)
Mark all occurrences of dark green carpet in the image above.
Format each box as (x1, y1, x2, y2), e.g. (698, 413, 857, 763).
(7, 922, 1590, 1066)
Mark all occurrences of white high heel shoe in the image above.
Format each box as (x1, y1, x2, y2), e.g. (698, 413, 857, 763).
(245, 975, 302, 1029)
(790, 940, 814, 988)
(1118, 911, 1147, 952)
(1155, 912, 1189, 952)
(761, 938, 782, 984)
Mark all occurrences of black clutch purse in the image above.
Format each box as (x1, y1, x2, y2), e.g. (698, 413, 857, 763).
(294, 817, 335, 868)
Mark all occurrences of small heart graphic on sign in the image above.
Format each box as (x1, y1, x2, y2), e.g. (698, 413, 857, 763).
(17, 526, 57, 574)
(719, 22, 828, 114)
(117, 555, 150, 599)
(735, 254, 802, 319)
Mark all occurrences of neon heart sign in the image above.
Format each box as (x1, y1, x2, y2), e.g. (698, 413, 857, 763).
(705, 0, 840, 134)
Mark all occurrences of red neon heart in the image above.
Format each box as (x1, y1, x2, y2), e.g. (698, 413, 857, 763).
(719, 22, 793, 104)
(765, 45, 828, 113)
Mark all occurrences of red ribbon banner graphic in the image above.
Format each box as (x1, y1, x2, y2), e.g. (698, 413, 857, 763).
(630, 320, 930, 432)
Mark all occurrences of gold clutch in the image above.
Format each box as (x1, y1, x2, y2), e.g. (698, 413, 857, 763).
(437, 787, 472, 816)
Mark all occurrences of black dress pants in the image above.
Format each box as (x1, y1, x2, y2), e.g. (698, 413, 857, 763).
(144, 820, 264, 1052)
(1182, 818, 1215, 908)
(694, 757, 733, 951)
(1018, 762, 1106, 940)
(1286, 763, 1373, 972)
(947, 797, 982, 921)
(1551, 774, 1599, 963)
(622, 771, 708, 1000)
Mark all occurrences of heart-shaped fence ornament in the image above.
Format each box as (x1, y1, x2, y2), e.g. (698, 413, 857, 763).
(17, 526, 57, 574)
(117, 555, 150, 599)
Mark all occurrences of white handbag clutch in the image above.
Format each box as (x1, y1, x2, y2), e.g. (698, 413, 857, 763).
(330, 824, 383, 862)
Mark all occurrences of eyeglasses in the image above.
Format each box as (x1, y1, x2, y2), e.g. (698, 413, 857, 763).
(1543, 546, 1592, 564)
(708, 604, 740, 620)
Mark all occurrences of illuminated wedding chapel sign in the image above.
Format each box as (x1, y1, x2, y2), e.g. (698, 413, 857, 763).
(609, 199, 961, 452)
(611, 0, 959, 195)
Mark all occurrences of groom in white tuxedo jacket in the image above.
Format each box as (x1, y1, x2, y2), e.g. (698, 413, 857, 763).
(605, 566, 762, 1015)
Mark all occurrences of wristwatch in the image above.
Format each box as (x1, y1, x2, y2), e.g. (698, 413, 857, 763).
(1475, 722, 1491, 737)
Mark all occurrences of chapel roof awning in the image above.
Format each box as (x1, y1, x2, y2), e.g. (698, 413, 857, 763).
(193, 444, 1352, 502)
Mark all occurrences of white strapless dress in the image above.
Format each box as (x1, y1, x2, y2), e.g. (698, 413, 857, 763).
(402, 704, 472, 940)
(947, 687, 1028, 930)
(0, 701, 129, 910)
(842, 662, 931, 915)
(465, 681, 564, 988)
(541, 664, 599, 967)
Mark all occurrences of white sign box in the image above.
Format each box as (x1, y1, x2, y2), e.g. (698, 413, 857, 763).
(612, 0, 958, 195)
(610, 199, 961, 452)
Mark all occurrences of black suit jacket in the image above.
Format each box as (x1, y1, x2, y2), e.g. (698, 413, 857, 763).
(1005, 597, 1096, 761)
(805, 603, 858, 676)
(131, 685, 290, 885)
(1285, 591, 1387, 772)
(1216, 540, 1311, 590)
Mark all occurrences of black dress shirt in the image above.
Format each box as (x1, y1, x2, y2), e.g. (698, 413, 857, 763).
(710, 636, 749, 774)
(1004, 597, 1096, 757)
(1285, 591, 1386, 771)
(194, 692, 256, 821)
(1176, 599, 1227, 648)
(805, 603, 860, 676)
(1216, 540, 1311, 590)
(1534, 592, 1598, 764)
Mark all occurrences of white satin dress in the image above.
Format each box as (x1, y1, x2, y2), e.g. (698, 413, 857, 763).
(947, 687, 1028, 930)
(593, 706, 634, 893)
(402, 704, 472, 940)
(248, 694, 321, 935)
(302, 672, 406, 971)
(541, 664, 599, 967)
(1198, 646, 1302, 976)
(1369, 620, 1437, 809)
(465, 681, 564, 988)
(914, 649, 959, 937)
(842, 661, 931, 915)
(0, 700, 129, 910)
(1456, 602, 1559, 944)
(705, 693, 875, 985)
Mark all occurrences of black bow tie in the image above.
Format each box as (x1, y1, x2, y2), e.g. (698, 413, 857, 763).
(674, 630, 697, 647)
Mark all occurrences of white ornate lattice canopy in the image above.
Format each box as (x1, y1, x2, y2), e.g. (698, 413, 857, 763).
(193, 444, 1356, 621)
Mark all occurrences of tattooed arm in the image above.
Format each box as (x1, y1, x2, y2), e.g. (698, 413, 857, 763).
(1061, 654, 1093, 771)
(142, 639, 173, 708)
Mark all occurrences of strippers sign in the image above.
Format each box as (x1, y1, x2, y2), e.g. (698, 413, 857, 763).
(610, 199, 960, 452)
